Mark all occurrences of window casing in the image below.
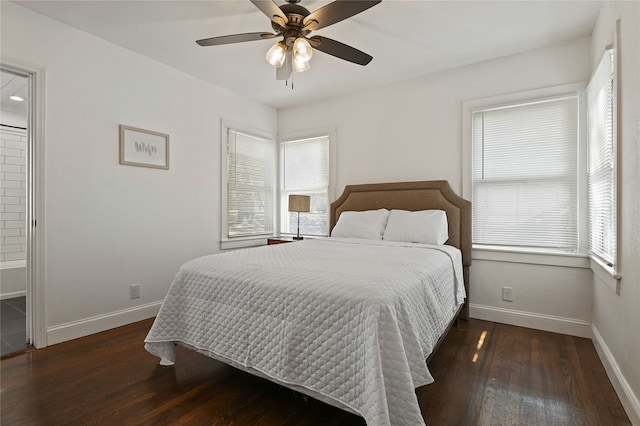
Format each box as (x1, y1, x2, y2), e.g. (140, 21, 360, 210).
(280, 135, 331, 236)
(587, 47, 617, 272)
(221, 123, 276, 247)
(471, 95, 580, 252)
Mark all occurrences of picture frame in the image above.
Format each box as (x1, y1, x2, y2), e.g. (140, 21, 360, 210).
(119, 125, 170, 169)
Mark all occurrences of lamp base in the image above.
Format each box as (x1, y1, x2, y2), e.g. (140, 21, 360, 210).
(293, 236, 304, 240)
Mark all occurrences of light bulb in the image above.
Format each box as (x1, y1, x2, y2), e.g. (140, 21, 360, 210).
(265, 42, 287, 68)
(292, 55, 310, 73)
(293, 38, 313, 63)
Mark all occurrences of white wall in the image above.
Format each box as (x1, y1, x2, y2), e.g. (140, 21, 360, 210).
(1, 3, 277, 343)
(590, 2, 640, 424)
(279, 36, 594, 335)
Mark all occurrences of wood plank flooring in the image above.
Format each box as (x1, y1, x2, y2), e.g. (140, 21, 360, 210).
(0, 318, 630, 425)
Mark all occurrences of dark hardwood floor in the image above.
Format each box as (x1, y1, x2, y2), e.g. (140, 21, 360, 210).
(0, 318, 630, 425)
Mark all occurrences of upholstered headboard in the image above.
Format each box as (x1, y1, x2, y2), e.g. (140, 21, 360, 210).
(329, 180, 472, 319)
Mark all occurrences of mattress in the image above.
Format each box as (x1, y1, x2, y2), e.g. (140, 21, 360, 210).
(145, 237, 465, 426)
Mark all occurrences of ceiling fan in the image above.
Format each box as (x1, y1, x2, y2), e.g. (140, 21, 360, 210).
(196, 0, 381, 83)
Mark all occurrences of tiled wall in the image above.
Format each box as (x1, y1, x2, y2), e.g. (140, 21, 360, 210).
(0, 125, 27, 262)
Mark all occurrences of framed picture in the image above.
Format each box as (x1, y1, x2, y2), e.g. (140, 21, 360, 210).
(119, 125, 170, 169)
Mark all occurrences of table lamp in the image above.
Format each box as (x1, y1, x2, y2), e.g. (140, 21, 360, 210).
(288, 194, 311, 240)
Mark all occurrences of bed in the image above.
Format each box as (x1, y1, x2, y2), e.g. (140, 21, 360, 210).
(145, 180, 471, 426)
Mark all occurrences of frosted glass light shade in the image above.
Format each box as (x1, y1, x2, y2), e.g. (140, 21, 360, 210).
(292, 55, 310, 73)
(293, 37, 313, 62)
(266, 42, 287, 68)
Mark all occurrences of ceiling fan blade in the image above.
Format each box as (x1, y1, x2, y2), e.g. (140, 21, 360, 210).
(250, 0, 288, 25)
(303, 0, 381, 31)
(310, 36, 372, 65)
(196, 32, 276, 47)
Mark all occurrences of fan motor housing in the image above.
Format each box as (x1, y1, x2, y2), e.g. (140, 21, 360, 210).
(279, 3, 310, 17)
(273, 4, 312, 37)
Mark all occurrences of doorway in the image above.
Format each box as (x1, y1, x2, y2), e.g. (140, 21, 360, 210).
(0, 61, 44, 356)
(0, 69, 30, 356)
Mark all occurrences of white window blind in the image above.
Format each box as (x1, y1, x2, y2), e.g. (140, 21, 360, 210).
(587, 48, 617, 268)
(281, 136, 330, 236)
(226, 129, 275, 238)
(472, 96, 579, 250)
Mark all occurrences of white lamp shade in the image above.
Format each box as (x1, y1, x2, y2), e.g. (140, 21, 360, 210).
(288, 194, 311, 212)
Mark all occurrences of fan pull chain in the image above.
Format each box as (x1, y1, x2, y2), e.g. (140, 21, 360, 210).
(284, 76, 294, 90)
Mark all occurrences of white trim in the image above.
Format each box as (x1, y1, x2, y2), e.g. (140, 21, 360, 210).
(462, 82, 589, 256)
(469, 303, 591, 338)
(473, 247, 590, 268)
(591, 258, 622, 294)
(46, 301, 162, 346)
(1, 57, 46, 349)
(220, 119, 277, 250)
(220, 237, 269, 250)
(587, 45, 620, 277)
(614, 19, 622, 283)
(0, 290, 27, 300)
(277, 127, 336, 236)
(591, 325, 640, 425)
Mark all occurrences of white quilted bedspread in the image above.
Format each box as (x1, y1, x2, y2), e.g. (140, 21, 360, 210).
(145, 238, 465, 426)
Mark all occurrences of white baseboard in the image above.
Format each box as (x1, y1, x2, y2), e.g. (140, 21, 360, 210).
(469, 303, 592, 338)
(46, 301, 162, 346)
(592, 325, 640, 425)
(0, 290, 27, 300)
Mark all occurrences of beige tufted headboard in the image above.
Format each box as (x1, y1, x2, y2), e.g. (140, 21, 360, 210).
(330, 180, 471, 319)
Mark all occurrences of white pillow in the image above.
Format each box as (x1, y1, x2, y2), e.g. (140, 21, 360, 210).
(331, 209, 390, 239)
(382, 209, 449, 245)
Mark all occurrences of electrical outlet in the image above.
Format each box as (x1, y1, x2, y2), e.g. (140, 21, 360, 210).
(502, 286, 513, 302)
(130, 284, 141, 299)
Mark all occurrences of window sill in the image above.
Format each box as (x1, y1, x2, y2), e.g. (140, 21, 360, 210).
(472, 245, 590, 268)
(220, 236, 271, 250)
(591, 257, 622, 294)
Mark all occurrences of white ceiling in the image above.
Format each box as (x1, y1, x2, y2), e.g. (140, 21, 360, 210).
(0, 70, 28, 116)
(11, 0, 601, 110)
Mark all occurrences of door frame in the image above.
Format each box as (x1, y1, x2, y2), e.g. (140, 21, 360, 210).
(1, 58, 46, 348)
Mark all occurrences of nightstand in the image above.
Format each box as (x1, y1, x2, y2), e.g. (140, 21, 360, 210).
(267, 237, 298, 245)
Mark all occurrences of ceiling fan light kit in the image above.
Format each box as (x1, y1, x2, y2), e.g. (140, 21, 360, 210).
(293, 37, 313, 62)
(292, 55, 310, 73)
(196, 0, 381, 87)
(266, 41, 287, 67)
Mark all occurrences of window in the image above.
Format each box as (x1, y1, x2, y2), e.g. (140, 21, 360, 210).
(471, 95, 579, 252)
(222, 122, 276, 247)
(280, 135, 331, 236)
(587, 48, 617, 271)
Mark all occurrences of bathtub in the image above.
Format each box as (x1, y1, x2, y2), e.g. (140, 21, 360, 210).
(0, 260, 26, 300)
